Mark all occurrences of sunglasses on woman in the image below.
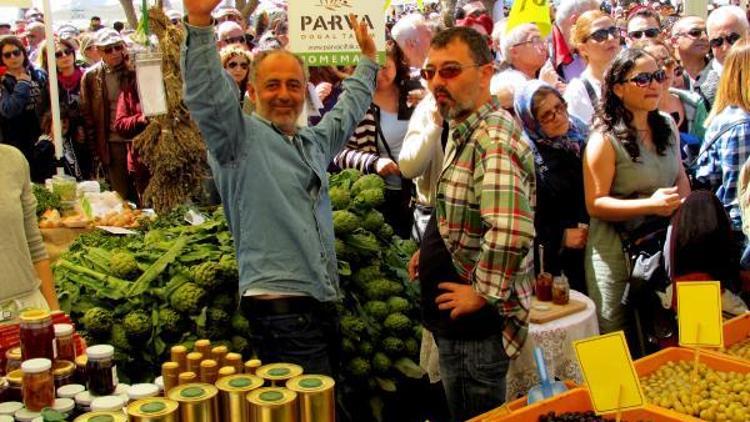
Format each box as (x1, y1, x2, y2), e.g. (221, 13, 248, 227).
(709, 32, 741, 48)
(419, 63, 485, 81)
(622, 69, 667, 87)
(55, 48, 74, 59)
(2, 48, 22, 59)
(586, 26, 619, 42)
(102, 44, 124, 54)
(227, 61, 248, 70)
(628, 28, 660, 39)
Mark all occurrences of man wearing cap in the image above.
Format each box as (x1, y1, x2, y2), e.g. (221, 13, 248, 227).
(24, 8, 43, 23)
(80, 29, 134, 201)
(216, 21, 248, 50)
(215, 7, 246, 30)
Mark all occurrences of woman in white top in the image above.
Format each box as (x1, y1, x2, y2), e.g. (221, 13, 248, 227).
(564, 10, 622, 124)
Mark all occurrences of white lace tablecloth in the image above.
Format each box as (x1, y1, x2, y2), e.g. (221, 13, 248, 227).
(419, 290, 599, 401)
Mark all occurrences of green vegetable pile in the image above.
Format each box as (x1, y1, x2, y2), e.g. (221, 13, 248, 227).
(54, 207, 249, 383)
(32, 184, 61, 216)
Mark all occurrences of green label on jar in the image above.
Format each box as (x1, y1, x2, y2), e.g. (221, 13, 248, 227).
(299, 378, 323, 389)
(259, 391, 284, 402)
(267, 368, 290, 376)
(140, 402, 166, 413)
(229, 378, 252, 388)
(89, 416, 114, 422)
(180, 387, 205, 398)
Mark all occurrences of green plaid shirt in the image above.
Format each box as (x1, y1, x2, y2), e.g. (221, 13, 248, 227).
(436, 97, 536, 358)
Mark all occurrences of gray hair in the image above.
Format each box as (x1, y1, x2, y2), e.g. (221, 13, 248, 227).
(391, 13, 428, 47)
(707, 5, 750, 38)
(555, 0, 600, 26)
(249, 50, 308, 85)
(500, 23, 538, 66)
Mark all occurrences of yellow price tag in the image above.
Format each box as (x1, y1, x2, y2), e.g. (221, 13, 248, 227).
(505, 0, 551, 37)
(676, 281, 723, 348)
(574, 332, 644, 414)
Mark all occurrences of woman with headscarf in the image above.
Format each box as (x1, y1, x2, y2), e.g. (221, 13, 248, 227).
(514, 80, 590, 294)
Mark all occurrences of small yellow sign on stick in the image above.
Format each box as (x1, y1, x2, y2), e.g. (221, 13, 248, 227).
(676, 281, 723, 348)
(574, 332, 644, 414)
(505, 0, 551, 37)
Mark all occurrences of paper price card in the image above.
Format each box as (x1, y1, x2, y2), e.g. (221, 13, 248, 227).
(676, 281, 723, 348)
(574, 332, 644, 414)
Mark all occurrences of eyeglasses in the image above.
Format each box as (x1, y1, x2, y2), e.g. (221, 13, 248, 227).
(55, 48, 74, 59)
(223, 35, 245, 45)
(2, 48, 22, 59)
(621, 69, 667, 87)
(676, 28, 706, 39)
(674, 65, 684, 77)
(227, 61, 248, 70)
(709, 32, 741, 48)
(586, 26, 619, 42)
(420, 63, 485, 81)
(513, 36, 544, 47)
(171, 18, 180, 25)
(101, 44, 124, 54)
(628, 28, 660, 39)
(537, 101, 568, 124)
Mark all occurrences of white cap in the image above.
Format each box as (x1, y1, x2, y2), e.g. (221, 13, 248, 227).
(54, 323, 74, 336)
(57, 383, 86, 398)
(31, 418, 43, 422)
(90, 395, 126, 412)
(128, 383, 160, 399)
(154, 376, 164, 391)
(13, 408, 40, 422)
(0, 402, 23, 416)
(21, 358, 52, 373)
(52, 398, 75, 413)
(114, 383, 130, 395)
(0, 415, 14, 422)
(86, 344, 114, 360)
(74, 390, 93, 405)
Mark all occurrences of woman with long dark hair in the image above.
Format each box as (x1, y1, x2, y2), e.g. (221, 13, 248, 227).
(0, 35, 49, 182)
(583, 48, 690, 334)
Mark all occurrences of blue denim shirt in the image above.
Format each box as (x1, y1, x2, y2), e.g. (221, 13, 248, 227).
(181, 23, 378, 302)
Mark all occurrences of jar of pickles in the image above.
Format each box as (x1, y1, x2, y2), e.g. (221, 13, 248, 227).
(5, 347, 22, 374)
(19, 310, 55, 361)
(86, 345, 117, 396)
(21, 358, 55, 412)
(54, 324, 76, 362)
(52, 360, 75, 390)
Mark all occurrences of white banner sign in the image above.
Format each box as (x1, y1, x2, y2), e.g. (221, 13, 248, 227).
(288, 0, 386, 67)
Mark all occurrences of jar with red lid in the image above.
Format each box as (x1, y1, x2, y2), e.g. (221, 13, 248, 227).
(21, 358, 55, 412)
(54, 323, 76, 362)
(4, 347, 22, 375)
(19, 309, 55, 361)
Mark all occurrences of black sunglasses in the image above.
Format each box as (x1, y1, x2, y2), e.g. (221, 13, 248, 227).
(102, 44, 124, 54)
(586, 26, 619, 42)
(55, 48, 74, 59)
(674, 65, 684, 78)
(227, 61, 248, 70)
(2, 48, 22, 59)
(419, 63, 485, 81)
(678, 28, 706, 39)
(621, 69, 667, 87)
(223, 35, 245, 45)
(709, 32, 741, 48)
(628, 28, 660, 39)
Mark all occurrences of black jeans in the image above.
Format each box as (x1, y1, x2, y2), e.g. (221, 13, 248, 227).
(241, 297, 340, 376)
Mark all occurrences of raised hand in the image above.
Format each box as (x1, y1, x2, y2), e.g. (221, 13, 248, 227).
(184, 0, 222, 26)
(349, 13, 376, 61)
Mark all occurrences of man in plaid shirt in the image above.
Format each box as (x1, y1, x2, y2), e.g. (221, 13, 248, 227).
(408, 27, 536, 420)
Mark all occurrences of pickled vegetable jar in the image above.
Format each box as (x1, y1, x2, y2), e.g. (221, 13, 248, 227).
(21, 358, 55, 412)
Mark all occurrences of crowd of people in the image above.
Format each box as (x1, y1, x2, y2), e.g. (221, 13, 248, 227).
(4, 0, 750, 420)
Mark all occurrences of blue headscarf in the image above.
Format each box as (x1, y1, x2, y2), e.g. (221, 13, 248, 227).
(513, 80, 588, 161)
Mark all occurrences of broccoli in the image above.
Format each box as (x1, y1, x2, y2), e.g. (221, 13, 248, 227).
(329, 186, 351, 211)
(351, 174, 385, 196)
(230, 313, 251, 335)
(81, 307, 113, 336)
(333, 210, 360, 236)
(344, 231, 380, 257)
(347, 357, 371, 377)
(123, 310, 152, 339)
(109, 324, 131, 351)
(352, 188, 385, 210)
(109, 252, 139, 279)
(342, 338, 356, 355)
(383, 337, 405, 356)
(218, 254, 239, 279)
(201, 308, 231, 339)
(231, 335, 251, 357)
(363, 300, 389, 320)
(387, 296, 410, 313)
(404, 338, 419, 356)
(158, 308, 184, 336)
(379, 223, 394, 239)
(401, 239, 419, 257)
(352, 265, 382, 288)
(384, 313, 412, 334)
(362, 210, 385, 232)
(170, 282, 207, 314)
(340, 315, 367, 338)
(365, 278, 404, 300)
(372, 352, 392, 374)
(192, 262, 220, 291)
(358, 341, 374, 357)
